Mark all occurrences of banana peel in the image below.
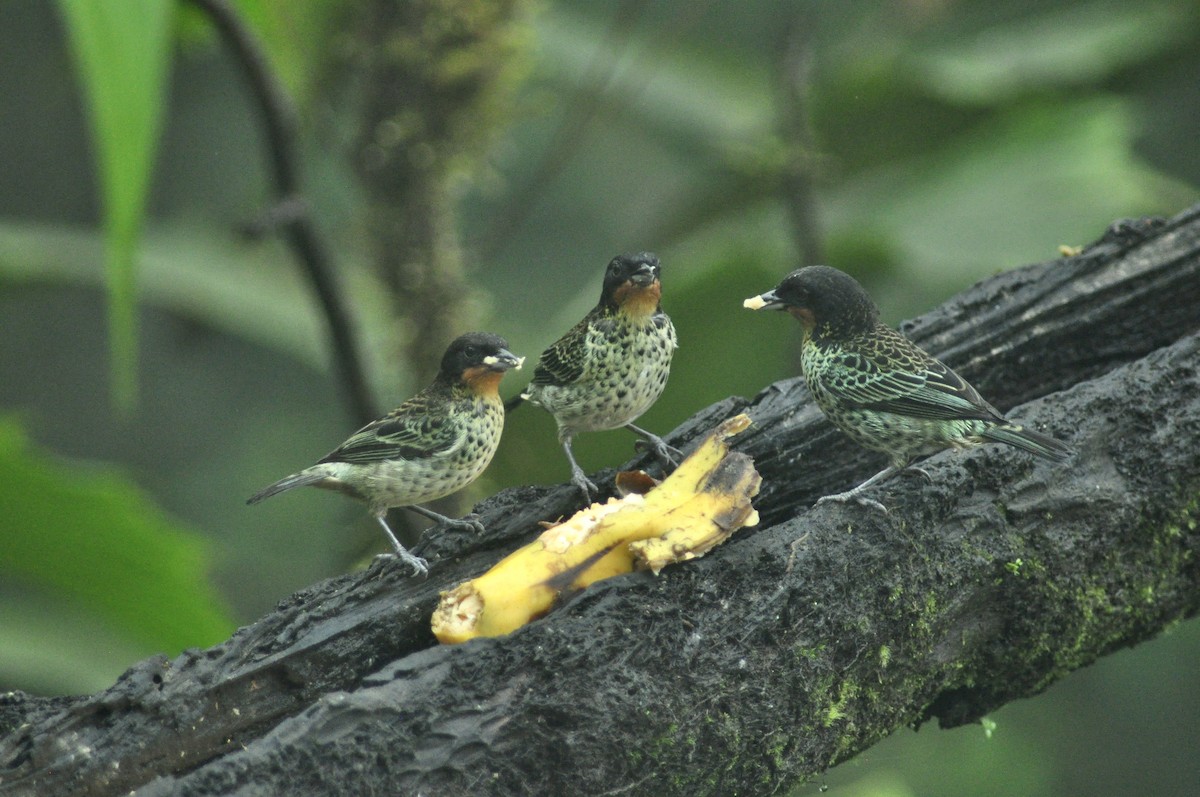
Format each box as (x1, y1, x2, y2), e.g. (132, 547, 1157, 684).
(432, 414, 760, 644)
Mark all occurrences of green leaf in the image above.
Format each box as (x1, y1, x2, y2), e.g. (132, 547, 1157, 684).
(0, 418, 233, 693)
(228, 0, 343, 104)
(823, 97, 1195, 319)
(911, 1, 1191, 104)
(57, 0, 176, 409)
(0, 219, 404, 400)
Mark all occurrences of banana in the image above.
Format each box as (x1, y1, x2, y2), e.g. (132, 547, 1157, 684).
(629, 451, 760, 574)
(432, 414, 759, 644)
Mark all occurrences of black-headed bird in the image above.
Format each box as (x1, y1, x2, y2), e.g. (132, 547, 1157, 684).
(519, 252, 678, 501)
(745, 265, 1072, 510)
(248, 332, 523, 574)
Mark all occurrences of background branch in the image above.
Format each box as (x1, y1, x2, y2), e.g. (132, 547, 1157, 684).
(187, 0, 378, 425)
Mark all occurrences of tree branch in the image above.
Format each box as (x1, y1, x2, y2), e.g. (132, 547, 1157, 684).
(187, 0, 378, 425)
(2, 206, 1198, 797)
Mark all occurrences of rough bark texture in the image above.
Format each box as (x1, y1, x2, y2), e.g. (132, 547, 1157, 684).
(2, 207, 1199, 797)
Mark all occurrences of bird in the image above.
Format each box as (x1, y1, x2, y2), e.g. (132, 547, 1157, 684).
(247, 332, 524, 575)
(744, 265, 1073, 510)
(516, 252, 679, 502)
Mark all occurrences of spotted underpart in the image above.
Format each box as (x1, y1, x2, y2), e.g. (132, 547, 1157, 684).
(248, 331, 518, 517)
(313, 384, 506, 514)
(522, 251, 677, 445)
(524, 309, 677, 440)
(803, 323, 1000, 465)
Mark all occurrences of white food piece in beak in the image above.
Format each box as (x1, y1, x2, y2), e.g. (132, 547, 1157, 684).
(743, 294, 768, 310)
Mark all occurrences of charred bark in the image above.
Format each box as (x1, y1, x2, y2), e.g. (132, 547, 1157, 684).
(2, 207, 1199, 797)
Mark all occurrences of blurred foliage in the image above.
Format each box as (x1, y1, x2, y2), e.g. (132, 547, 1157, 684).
(1, 0, 1199, 793)
(327, 0, 534, 385)
(0, 418, 232, 695)
(56, 0, 176, 409)
(191, 0, 342, 102)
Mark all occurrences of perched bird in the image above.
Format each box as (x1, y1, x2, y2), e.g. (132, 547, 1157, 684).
(247, 332, 524, 574)
(744, 265, 1073, 509)
(518, 252, 679, 501)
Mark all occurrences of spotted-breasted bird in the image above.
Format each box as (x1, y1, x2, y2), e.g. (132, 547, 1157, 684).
(744, 265, 1072, 509)
(517, 252, 679, 501)
(247, 332, 523, 574)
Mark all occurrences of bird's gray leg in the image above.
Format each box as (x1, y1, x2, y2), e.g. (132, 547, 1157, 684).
(561, 434, 599, 502)
(374, 514, 430, 576)
(625, 422, 682, 467)
(407, 504, 485, 535)
(815, 464, 905, 513)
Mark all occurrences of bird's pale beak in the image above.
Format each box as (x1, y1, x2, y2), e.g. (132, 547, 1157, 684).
(483, 349, 524, 371)
(743, 289, 786, 311)
(629, 263, 658, 287)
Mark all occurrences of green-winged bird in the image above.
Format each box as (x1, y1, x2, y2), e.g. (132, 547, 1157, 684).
(516, 252, 679, 502)
(745, 265, 1072, 510)
(248, 332, 524, 574)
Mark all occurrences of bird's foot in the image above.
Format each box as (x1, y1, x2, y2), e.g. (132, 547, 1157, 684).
(442, 512, 487, 535)
(814, 464, 902, 513)
(407, 505, 486, 535)
(561, 437, 599, 504)
(377, 547, 430, 577)
(570, 466, 599, 504)
(629, 425, 682, 468)
(634, 436, 682, 467)
(374, 515, 430, 576)
(815, 490, 889, 514)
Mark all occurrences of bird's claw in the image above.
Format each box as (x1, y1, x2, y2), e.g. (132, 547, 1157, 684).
(570, 469, 599, 504)
(445, 513, 486, 534)
(815, 492, 889, 514)
(633, 436, 682, 468)
(902, 466, 933, 484)
(401, 552, 431, 576)
(377, 549, 430, 577)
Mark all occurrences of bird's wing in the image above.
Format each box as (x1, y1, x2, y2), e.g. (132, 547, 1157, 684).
(824, 333, 1000, 423)
(530, 315, 591, 387)
(319, 394, 462, 464)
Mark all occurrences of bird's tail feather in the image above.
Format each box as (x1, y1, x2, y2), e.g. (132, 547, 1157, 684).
(246, 470, 328, 505)
(982, 424, 1074, 463)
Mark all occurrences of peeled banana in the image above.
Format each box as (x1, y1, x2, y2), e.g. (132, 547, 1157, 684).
(432, 414, 760, 644)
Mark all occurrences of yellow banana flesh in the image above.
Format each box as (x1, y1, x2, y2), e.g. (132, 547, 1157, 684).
(432, 414, 760, 644)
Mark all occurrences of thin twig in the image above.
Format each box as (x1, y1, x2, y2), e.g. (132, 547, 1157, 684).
(187, 0, 378, 426)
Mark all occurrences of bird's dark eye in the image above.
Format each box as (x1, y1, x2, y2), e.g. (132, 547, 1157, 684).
(463, 345, 478, 358)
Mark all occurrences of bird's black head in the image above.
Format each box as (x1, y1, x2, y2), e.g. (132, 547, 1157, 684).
(599, 252, 663, 317)
(439, 332, 524, 392)
(745, 265, 880, 338)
